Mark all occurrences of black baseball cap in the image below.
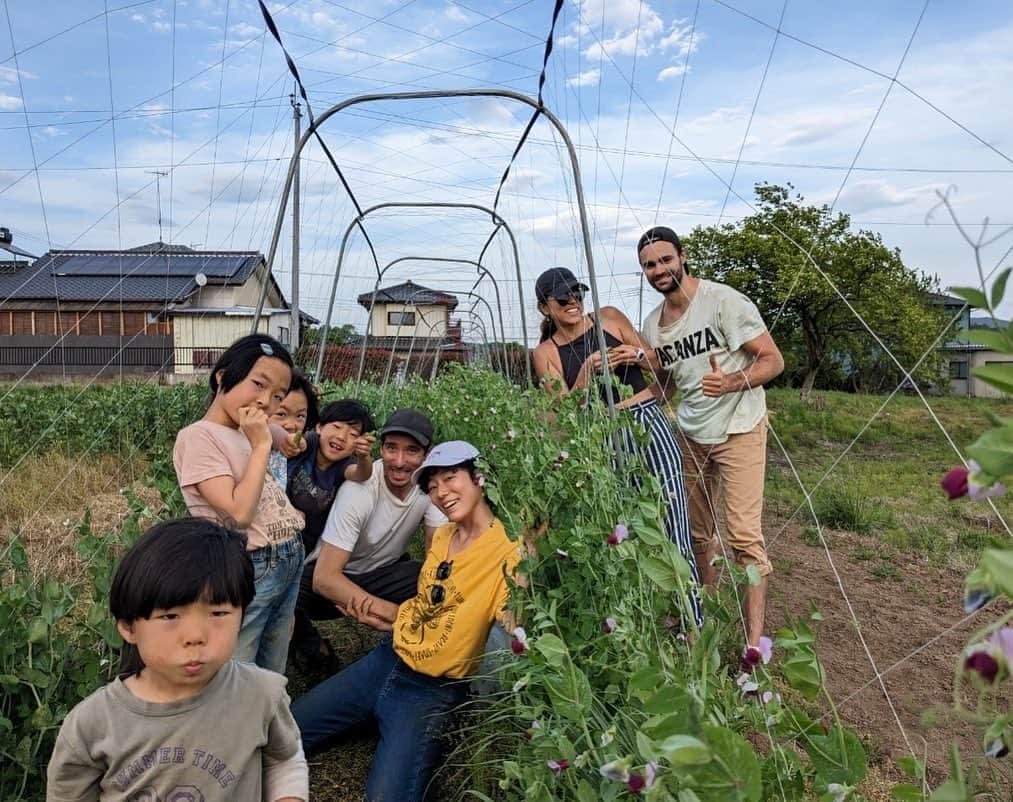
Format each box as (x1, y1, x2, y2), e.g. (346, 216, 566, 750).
(380, 408, 434, 448)
(637, 226, 682, 254)
(535, 267, 590, 303)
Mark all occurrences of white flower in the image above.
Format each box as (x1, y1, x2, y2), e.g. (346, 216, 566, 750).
(827, 783, 852, 802)
(736, 673, 759, 694)
(598, 759, 630, 783)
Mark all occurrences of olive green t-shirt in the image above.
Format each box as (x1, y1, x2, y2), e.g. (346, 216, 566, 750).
(46, 660, 306, 801)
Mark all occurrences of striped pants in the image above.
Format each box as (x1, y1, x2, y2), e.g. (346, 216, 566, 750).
(620, 397, 703, 626)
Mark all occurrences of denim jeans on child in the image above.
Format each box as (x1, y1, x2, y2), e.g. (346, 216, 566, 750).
(292, 635, 468, 802)
(235, 536, 304, 674)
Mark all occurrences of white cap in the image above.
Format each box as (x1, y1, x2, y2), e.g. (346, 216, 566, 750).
(411, 440, 480, 484)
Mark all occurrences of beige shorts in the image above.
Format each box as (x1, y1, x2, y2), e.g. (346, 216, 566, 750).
(676, 418, 772, 577)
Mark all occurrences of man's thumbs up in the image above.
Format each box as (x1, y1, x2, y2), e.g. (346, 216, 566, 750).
(702, 353, 726, 397)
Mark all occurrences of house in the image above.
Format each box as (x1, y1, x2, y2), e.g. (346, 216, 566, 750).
(354, 280, 464, 353)
(936, 294, 1011, 398)
(0, 241, 312, 380)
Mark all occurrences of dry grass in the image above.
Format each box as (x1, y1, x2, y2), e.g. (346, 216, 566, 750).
(1, 450, 159, 584)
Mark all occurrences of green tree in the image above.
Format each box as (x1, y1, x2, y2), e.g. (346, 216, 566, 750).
(685, 183, 946, 395)
(301, 323, 357, 346)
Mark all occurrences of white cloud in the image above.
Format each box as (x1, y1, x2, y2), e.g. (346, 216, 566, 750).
(0, 93, 22, 110)
(0, 65, 37, 85)
(657, 65, 687, 81)
(38, 126, 65, 138)
(567, 68, 601, 88)
(832, 180, 937, 215)
(444, 4, 468, 23)
(230, 22, 261, 39)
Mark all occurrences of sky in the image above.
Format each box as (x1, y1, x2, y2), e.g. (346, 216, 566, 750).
(2, 0, 1012, 344)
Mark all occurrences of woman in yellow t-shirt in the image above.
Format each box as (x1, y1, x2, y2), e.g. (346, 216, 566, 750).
(291, 440, 521, 802)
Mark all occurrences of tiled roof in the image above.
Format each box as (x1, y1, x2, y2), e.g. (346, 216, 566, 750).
(356, 280, 459, 309)
(0, 247, 264, 304)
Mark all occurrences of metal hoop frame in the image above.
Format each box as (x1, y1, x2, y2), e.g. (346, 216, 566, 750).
(356, 256, 508, 382)
(252, 88, 617, 423)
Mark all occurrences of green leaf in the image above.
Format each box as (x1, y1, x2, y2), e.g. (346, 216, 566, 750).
(641, 554, 681, 591)
(803, 726, 867, 787)
(928, 779, 968, 802)
(963, 328, 1013, 351)
(782, 652, 823, 700)
(636, 729, 658, 762)
(533, 633, 568, 666)
(950, 286, 987, 309)
(576, 780, 598, 802)
(661, 735, 712, 766)
(27, 617, 48, 643)
(970, 364, 1013, 396)
(891, 784, 926, 801)
(0, 673, 21, 688)
(967, 425, 1013, 477)
(745, 564, 762, 586)
(685, 725, 762, 802)
(991, 267, 1011, 309)
(975, 548, 1013, 598)
(897, 756, 925, 779)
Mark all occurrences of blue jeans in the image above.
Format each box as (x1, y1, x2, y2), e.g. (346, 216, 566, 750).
(235, 537, 304, 674)
(292, 636, 468, 802)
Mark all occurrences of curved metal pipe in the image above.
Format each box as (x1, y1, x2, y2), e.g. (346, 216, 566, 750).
(356, 256, 507, 382)
(314, 202, 528, 385)
(254, 90, 604, 416)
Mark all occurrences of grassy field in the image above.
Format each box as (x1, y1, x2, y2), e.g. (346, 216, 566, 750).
(1, 383, 1010, 800)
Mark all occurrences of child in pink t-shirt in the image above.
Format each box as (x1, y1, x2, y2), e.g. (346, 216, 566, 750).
(173, 334, 306, 674)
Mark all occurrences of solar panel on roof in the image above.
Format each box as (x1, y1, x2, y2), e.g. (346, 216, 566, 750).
(53, 253, 255, 278)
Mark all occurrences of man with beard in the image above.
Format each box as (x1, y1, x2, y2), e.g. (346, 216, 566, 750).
(638, 226, 783, 655)
(293, 409, 446, 664)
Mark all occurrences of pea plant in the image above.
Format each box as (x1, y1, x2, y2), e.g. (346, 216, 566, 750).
(359, 366, 870, 801)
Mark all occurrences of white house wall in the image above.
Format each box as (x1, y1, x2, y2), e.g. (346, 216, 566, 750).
(970, 350, 1013, 399)
(370, 303, 447, 338)
(172, 314, 277, 375)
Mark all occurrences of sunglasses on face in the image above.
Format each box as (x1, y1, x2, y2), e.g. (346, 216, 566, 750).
(551, 289, 584, 305)
(429, 560, 454, 605)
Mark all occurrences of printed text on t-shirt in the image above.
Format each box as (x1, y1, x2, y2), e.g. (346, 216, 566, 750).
(656, 326, 721, 367)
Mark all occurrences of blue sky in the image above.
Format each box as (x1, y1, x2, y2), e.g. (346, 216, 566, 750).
(2, 0, 1012, 341)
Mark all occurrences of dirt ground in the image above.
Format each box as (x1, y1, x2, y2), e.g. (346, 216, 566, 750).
(765, 514, 1011, 795)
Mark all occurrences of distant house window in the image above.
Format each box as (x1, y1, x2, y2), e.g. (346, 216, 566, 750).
(100, 311, 120, 336)
(388, 311, 416, 326)
(278, 326, 290, 345)
(36, 311, 56, 336)
(949, 360, 968, 379)
(11, 311, 32, 335)
(78, 312, 100, 336)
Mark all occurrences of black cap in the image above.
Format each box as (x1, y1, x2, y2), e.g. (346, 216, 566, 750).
(380, 408, 434, 448)
(637, 226, 682, 253)
(535, 267, 590, 303)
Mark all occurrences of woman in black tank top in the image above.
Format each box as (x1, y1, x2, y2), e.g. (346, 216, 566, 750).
(531, 268, 703, 627)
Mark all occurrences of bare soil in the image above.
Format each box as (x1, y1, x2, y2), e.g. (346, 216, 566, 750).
(766, 516, 1012, 795)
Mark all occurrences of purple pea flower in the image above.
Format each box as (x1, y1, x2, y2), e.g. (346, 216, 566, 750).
(608, 524, 629, 546)
(941, 466, 969, 499)
(604, 617, 617, 635)
(965, 648, 1000, 683)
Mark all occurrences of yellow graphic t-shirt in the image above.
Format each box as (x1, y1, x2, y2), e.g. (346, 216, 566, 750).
(394, 519, 521, 679)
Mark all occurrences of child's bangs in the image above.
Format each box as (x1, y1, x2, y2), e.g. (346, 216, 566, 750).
(111, 519, 254, 622)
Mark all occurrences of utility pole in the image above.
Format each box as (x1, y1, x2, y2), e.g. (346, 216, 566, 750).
(290, 92, 302, 351)
(146, 170, 169, 242)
